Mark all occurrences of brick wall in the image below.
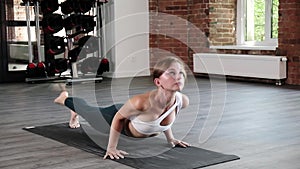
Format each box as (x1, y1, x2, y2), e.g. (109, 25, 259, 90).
(209, 0, 236, 46)
(149, 0, 189, 70)
(278, 0, 300, 85)
(187, 0, 210, 71)
(149, 0, 210, 72)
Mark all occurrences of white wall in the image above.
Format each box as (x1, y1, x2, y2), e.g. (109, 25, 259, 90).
(103, 0, 150, 78)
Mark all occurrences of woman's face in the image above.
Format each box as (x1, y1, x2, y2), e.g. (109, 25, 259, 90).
(157, 62, 185, 92)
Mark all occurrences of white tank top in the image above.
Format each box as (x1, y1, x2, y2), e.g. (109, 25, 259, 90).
(130, 92, 183, 135)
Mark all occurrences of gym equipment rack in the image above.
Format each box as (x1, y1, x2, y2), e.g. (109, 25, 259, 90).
(63, 0, 108, 85)
(23, 0, 70, 83)
(23, 0, 109, 84)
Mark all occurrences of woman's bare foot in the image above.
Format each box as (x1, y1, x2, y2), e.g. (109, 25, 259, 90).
(54, 91, 68, 105)
(69, 110, 80, 128)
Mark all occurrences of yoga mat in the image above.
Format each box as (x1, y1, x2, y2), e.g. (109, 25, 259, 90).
(23, 123, 239, 169)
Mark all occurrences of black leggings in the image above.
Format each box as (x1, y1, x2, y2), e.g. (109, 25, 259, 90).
(65, 97, 124, 134)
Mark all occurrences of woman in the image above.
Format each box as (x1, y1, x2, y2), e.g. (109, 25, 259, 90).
(54, 56, 190, 160)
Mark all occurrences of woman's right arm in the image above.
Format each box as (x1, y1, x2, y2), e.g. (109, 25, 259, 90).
(104, 112, 128, 159)
(103, 96, 143, 160)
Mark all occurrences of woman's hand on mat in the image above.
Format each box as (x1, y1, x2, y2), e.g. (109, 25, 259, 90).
(169, 139, 190, 148)
(103, 148, 129, 160)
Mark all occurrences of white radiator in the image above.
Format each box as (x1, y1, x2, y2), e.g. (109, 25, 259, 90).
(193, 53, 287, 83)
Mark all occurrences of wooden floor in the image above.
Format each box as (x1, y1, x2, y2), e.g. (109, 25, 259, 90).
(1, 76, 300, 169)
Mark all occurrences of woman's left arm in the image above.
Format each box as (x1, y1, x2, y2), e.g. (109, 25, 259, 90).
(163, 93, 190, 147)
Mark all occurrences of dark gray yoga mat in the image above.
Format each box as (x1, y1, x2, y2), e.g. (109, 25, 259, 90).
(23, 123, 239, 169)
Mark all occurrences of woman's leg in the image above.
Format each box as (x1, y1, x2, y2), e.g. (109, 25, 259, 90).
(69, 110, 80, 128)
(54, 91, 123, 133)
(55, 91, 80, 128)
(64, 97, 123, 134)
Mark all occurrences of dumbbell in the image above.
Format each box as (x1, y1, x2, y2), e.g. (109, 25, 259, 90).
(41, 0, 59, 15)
(42, 14, 64, 34)
(36, 62, 47, 77)
(26, 62, 37, 78)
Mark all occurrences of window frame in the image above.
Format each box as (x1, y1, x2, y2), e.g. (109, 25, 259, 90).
(236, 0, 278, 47)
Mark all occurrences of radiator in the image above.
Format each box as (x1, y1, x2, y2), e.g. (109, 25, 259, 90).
(193, 53, 287, 84)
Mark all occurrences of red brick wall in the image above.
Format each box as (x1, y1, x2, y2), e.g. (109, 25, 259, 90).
(149, 0, 189, 70)
(149, 0, 210, 72)
(278, 0, 300, 85)
(209, 0, 236, 46)
(187, 0, 210, 71)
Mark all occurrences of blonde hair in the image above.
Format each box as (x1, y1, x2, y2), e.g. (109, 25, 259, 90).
(152, 57, 187, 80)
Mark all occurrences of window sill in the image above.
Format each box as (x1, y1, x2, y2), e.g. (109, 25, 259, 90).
(210, 45, 277, 51)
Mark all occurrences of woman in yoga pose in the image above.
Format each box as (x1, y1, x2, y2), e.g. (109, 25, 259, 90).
(54, 56, 190, 159)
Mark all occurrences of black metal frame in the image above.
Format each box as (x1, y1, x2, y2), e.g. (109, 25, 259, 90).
(0, 0, 6, 82)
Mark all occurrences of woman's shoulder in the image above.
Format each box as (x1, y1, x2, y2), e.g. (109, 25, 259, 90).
(176, 92, 189, 108)
(129, 92, 151, 111)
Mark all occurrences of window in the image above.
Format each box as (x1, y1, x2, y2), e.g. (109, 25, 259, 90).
(237, 0, 279, 46)
(6, 0, 36, 42)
